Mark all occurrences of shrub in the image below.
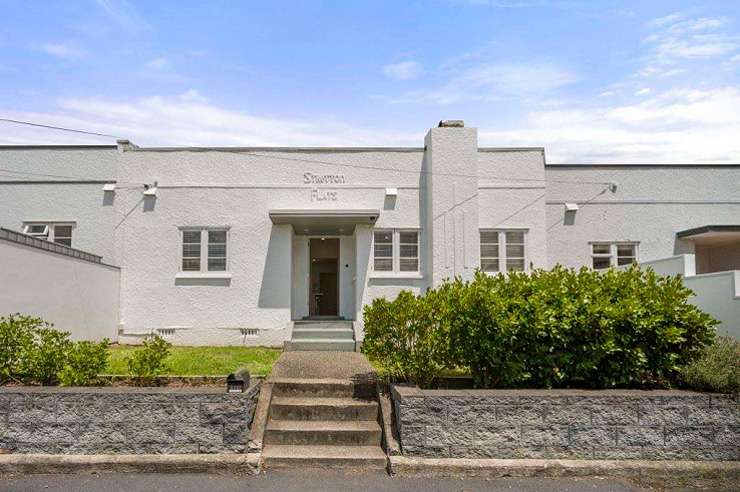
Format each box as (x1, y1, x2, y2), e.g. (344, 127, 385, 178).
(362, 290, 450, 388)
(58, 339, 110, 386)
(0, 314, 37, 382)
(126, 335, 172, 384)
(20, 326, 73, 385)
(362, 265, 718, 389)
(680, 336, 740, 393)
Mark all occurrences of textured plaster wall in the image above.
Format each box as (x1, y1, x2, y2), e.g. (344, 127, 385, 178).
(0, 147, 118, 262)
(545, 166, 740, 268)
(0, 240, 119, 341)
(391, 385, 739, 461)
(0, 385, 260, 454)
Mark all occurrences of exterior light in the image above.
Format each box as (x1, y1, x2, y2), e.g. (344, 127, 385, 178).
(102, 183, 116, 192)
(385, 187, 398, 196)
(565, 203, 579, 212)
(226, 369, 250, 393)
(143, 186, 157, 197)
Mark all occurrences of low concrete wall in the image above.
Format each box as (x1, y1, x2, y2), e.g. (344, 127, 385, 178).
(391, 385, 739, 461)
(0, 385, 260, 454)
(0, 232, 120, 341)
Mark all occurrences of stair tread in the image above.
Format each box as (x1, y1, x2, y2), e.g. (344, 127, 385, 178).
(290, 338, 355, 342)
(292, 327, 354, 332)
(262, 445, 386, 460)
(266, 420, 381, 432)
(271, 396, 378, 407)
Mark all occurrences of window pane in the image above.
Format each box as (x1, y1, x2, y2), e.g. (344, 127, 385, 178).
(208, 230, 226, 243)
(182, 258, 200, 271)
(400, 258, 418, 271)
(374, 231, 392, 243)
(183, 230, 201, 243)
(208, 258, 226, 271)
(54, 237, 72, 247)
(183, 243, 201, 257)
(208, 244, 226, 257)
(480, 244, 499, 258)
(617, 256, 635, 266)
(399, 231, 418, 244)
(54, 225, 72, 237)
(480, 231, 498, 244)
(481, 258, 499, 272)
(506, 259, 525, 271)
(400, 244, 418, 257)
(506, 231, 525, 244)
(374, 258, 392, 271)
(593, 257, 611, 269)
(592, 243, 610, 255)
(374, 243, 392, 258)
(506, 244, 525, 258)
(617, 244, 635, 257)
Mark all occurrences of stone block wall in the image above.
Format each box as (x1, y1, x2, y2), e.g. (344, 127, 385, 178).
(391, 385, 739, 461)
(0, 384, 260, 454)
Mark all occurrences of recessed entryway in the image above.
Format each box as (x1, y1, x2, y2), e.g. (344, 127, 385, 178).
(309, 238, 339, 317)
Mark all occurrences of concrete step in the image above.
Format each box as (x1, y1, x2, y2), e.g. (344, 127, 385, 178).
(262, 445, 387, 469)
(287, 339, 356, 352)
(271, 378, 377, 399)
(270, 396, 378, 421)
(293, 321, 353, 329)
(291, 327, 355, 340)
(264, 420, 382, 446)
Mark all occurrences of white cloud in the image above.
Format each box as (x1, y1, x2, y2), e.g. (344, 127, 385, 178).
(634, 88, 651, 96)
(146, 57, 171, 70)
(397, 61, 577, 104)
(478, 86, 740, 163)
(642, 13, 739, 65)
(382, 61, 423, 81)
(94, 0, 149, 32)
(0, 94, 420, 147)
(38, 42, 88, 60)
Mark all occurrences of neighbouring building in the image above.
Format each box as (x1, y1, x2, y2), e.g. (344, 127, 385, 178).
(1, 121, 738, 345)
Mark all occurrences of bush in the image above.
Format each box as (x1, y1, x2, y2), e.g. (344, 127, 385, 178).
(126, 335, 172, 383)
(19, 326, 73, 385)
(0, 314, 37, 382)
(680, 336, 740, 393)
(362, 265, 718, 389)
(362, 290, 449, 387)
(58, 339, 110, 386)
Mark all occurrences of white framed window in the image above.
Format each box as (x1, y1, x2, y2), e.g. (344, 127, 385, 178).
(23, 222, 75, 247)
(180, 227, 229, 273)
(372, 229, 420, 274)
(591, 242, 638, 269)
(479, 229, 528, 273)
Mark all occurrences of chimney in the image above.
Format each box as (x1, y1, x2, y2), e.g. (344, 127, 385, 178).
(438, 120, 464, 128)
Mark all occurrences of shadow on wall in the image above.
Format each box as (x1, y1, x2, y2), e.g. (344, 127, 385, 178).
(258, 224, 291, 309)
(175, 277, 231, 287)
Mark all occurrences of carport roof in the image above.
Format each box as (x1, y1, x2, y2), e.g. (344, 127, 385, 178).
(676, 225, 740, 245)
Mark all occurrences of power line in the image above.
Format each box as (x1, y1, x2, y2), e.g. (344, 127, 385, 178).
(0, 118, 123, 139)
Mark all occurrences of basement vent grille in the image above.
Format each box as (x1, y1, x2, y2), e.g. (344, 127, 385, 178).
(156, 328, 176, 336)
(240, 328, 259, 337)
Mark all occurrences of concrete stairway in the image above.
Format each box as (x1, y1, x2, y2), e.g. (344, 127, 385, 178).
(287, 320, 355, 352)
(261, 379, 386, 469)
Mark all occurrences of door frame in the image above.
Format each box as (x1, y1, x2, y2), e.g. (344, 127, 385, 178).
(307, 236, 341, 317)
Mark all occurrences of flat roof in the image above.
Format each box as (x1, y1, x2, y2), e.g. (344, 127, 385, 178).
(547, 163, 740, 168)
(676, 225, 740, 238)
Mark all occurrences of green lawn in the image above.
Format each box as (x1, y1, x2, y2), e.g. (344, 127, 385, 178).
(105, 345, 282, 376)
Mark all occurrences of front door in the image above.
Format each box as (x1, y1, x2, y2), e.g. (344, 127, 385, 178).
(309, 238, 339, 316)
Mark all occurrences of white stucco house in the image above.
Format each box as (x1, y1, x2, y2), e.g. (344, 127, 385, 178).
(1, 121, 738, 345)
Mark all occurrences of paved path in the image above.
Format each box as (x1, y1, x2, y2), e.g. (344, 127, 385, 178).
(269, 350, 376, 382)
(1, 470, 639, 491)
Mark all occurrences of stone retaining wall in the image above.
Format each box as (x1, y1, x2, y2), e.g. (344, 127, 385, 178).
(390, 385, 739, 461)
(0, 384, 260, 454)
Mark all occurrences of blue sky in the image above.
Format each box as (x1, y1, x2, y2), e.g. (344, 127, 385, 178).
(1, 0, 739, 162)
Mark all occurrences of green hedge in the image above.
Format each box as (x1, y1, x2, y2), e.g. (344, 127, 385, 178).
(362, 266, 718, 389)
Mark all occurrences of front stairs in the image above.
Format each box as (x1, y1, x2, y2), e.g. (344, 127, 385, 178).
(261, 378, 386, 469)
(287, 319, 355, 352)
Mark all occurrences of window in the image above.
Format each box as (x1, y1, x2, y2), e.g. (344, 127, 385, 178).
(180, 227, 229, 273)
(480, 229, 528, 273)
(372, 229, 420, 274)
(23, 222, 74, 246)
(591, 242, 638, 269)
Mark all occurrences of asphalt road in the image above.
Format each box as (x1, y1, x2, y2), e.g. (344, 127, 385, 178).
(0, 470, 640, 492)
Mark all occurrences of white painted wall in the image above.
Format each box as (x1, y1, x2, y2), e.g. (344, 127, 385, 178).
(545, 165, 740, 268)
(0, 239, 120, 341)
(339, 235, 355, 319)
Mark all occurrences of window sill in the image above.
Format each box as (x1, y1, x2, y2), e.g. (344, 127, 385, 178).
(369, 272, 424, 280)
(175, 272, 232, 280)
